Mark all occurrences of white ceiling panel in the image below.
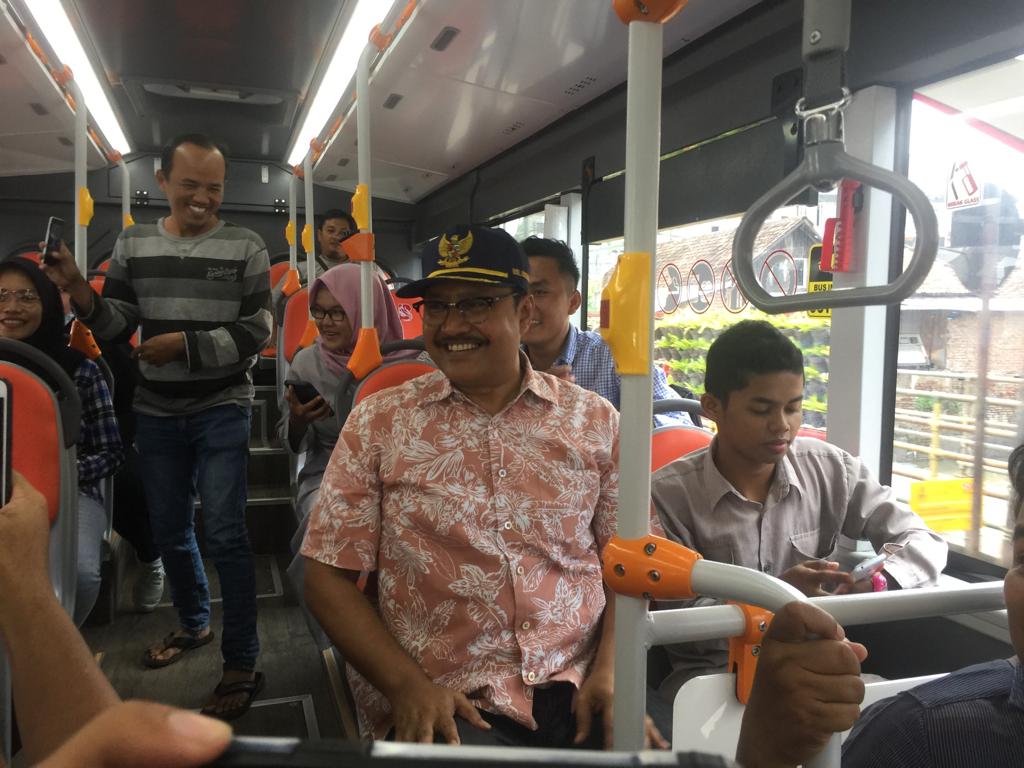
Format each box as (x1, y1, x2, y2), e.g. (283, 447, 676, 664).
(318, 155, 451, 203)
(400, 0, 760, 106)
(315, 0, 761, 202)
(0, 4, 106, 177)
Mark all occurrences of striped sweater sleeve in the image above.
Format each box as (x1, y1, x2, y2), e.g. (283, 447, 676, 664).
(183, 240, 272, 371)
(76, 235, 141, 343)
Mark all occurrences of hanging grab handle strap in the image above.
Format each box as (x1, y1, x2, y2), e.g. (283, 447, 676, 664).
(730, 0, 939, 313)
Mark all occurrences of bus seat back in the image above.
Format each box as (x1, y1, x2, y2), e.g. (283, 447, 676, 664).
(391, 293, 423, 339)
(1, 362, 63, 523)
(797, 426, 827, 440)
(669, 667, 950, 755)
(282, 286, 310, 365)
(651, 426, 712, 473)
(352, 360, 436, 407)
(0, 343, 82, 619)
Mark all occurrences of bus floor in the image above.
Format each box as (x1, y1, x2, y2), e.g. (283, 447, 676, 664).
(82, 549, 353, 741)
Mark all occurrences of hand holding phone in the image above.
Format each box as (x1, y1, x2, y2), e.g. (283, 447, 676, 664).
(285, 380, 320, 405)
(849, 552, 888, 582)
(43, 216, 64, 266)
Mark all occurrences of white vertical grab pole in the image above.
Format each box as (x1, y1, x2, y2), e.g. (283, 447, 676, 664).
(70, 79, 87, 275)
(304, 153, 316, 291)
(356, 43, 375, 331)
(612, 18, 663, 752)
(289, 173, 298, 271)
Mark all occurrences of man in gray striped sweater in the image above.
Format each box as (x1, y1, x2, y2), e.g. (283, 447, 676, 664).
(43, 133, 272, 720)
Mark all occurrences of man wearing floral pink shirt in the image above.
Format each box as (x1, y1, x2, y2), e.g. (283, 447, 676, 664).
(300, 225, 666, 749)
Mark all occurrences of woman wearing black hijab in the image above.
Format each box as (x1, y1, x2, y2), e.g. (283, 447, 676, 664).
(0, 256, 124, 624)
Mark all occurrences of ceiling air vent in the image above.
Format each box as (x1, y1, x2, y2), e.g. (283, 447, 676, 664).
(142, 83, 282, 105)
(29, 102, 49, 116)
(564, 75, 598, 97)
(326, 174, 338, 182)
(57, 136, 72, 146)
(383, 93, 403, 110)
(337, 157, 350, 167)
(430, 26, 460, 51)
(502, 120, 525, 136)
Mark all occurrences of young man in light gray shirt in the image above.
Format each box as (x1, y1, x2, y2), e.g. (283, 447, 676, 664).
(651, 320, 947, 695)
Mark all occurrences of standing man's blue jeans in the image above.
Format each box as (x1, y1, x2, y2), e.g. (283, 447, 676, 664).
(135, 404, 258, 671)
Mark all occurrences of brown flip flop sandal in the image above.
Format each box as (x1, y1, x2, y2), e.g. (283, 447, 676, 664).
(142, 629, 215, 669)
(201, 671, 265, 721)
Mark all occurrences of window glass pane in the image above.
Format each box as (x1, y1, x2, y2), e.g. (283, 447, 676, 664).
(586, 200, 835, 429)
(498, 211, 546, 241)
(897, 57, 1024, 563)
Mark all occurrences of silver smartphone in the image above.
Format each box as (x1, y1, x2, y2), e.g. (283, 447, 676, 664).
(43, 216, 64, 265)
(849, 552, 888, 582)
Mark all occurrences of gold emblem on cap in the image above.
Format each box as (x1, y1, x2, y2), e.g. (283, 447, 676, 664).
(438, 231, 474, 268)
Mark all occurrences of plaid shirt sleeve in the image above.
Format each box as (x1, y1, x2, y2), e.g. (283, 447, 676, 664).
(652, 363, 694, 428)
(568, 330, 693, 427)
(74, 359, 125, 489)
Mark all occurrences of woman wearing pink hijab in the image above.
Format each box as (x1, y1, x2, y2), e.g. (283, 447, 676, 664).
(277, 263, 414, 522)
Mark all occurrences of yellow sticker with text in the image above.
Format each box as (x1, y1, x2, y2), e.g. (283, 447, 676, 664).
(807, 281, 832, 318)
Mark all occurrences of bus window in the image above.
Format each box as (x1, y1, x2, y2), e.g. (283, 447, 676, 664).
(498, 210, 546, 241)
(896, 56, 1024, 563)
(588, 199, 836, 430)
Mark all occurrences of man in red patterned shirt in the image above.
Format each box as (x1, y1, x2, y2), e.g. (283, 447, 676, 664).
(301, 225, 664, 748)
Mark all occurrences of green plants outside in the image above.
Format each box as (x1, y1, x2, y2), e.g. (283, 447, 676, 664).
(654, 314, 831, 420)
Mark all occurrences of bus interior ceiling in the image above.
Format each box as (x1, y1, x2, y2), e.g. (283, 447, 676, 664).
(0, 0, 1023, 748)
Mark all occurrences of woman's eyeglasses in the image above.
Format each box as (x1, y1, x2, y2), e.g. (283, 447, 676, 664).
(310, 306, 348, 323)
(0, 288, 41, 305)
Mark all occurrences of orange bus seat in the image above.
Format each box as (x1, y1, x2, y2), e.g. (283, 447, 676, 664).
(3, 364, 63, 522)
(269, 261, 291, 291)
(282, 286, 311, 364)
(262, 261, 295, 359)
(797, 426, 827, 440)
(651, 425, 713, 473)
(352, 360, 436, 406)
(0, 339, 85, 619)
(391, 292, 423, 339)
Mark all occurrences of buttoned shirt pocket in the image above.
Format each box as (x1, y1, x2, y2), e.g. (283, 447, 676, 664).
(531, 500, 601, 571)
(789, 528, 836, 560)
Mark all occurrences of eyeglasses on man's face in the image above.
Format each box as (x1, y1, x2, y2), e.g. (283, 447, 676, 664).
(0, 288, 41, 306)
(413, 292, 517, 327)
(310, 306, 348, 323)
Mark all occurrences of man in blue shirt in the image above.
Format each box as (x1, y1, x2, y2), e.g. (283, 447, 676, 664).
(842, 443, 1024, 767)
(519, 237, 692, 427)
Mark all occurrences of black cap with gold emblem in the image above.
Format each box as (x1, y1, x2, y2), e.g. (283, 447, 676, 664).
(394, 225, 531, 298)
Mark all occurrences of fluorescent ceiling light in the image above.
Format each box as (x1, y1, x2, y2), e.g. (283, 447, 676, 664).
(23, 0, 131, 154)
(286, 0, 384, 166)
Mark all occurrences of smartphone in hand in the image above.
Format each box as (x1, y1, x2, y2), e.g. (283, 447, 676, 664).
(285, 380, 320, 405)
(43, 216, 64, 265)
(849, 552, 888, 582)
